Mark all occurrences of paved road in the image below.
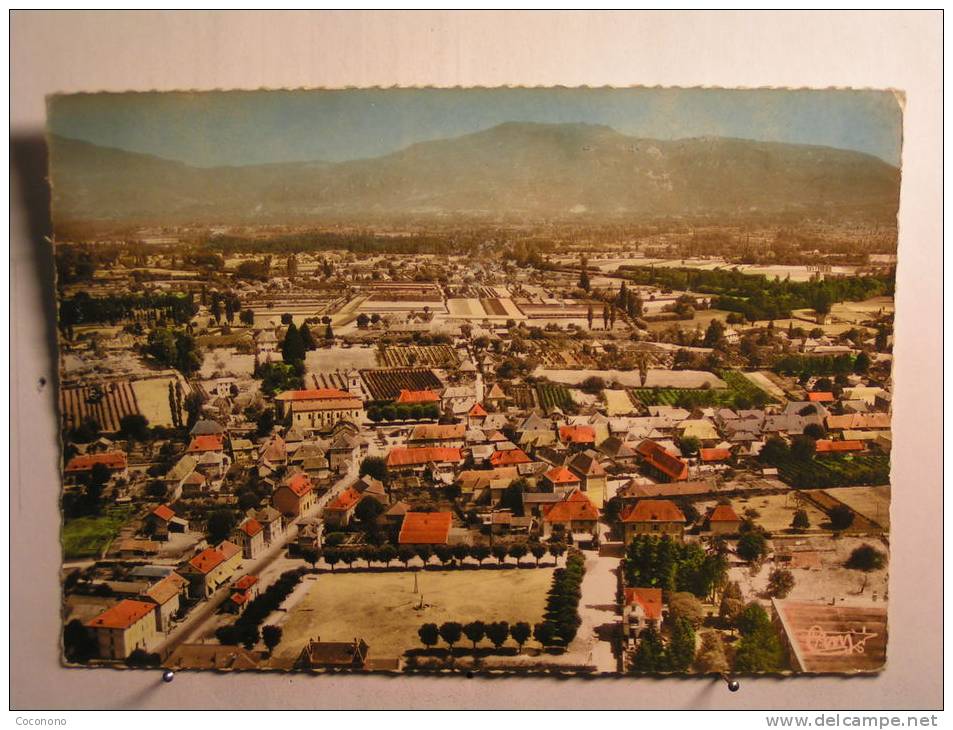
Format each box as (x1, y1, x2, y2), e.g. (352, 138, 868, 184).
(555, 522, 622, 673)
(154, 461, 358, 656)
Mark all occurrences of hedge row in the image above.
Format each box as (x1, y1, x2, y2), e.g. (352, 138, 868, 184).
(540, 549, 587, 645)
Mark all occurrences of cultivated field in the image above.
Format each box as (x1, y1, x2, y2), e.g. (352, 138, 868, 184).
(130, 375, 187, 427)
(378, 344, 458, 368)
(361, 368, 444, 401)
(271, 568, 554, 663)
(603, 389, 637, 416)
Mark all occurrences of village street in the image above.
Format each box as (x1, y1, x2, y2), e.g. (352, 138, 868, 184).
(154, 461, 359, 656)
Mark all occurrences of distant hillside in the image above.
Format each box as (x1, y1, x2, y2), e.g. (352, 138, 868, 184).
(48, 122, 901, 229)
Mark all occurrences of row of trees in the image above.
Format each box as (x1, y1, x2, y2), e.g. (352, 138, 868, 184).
(417, 620, 535, 653)
(59, 291, 199, 330)
(300, 541, 568, 571)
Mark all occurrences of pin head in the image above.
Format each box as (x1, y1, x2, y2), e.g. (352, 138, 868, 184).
(728, 679, 740, 692)
(162, 670, 175, 683)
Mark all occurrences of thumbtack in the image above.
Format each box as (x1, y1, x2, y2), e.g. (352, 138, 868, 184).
(721, 674, 740, 692)
(162, 670, 175, 683)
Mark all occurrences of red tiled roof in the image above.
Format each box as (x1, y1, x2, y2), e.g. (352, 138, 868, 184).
(144, 573, 187, 605)
(398, 511, 453, 545)
(86, 599, 156, 630)
(468, 403, 488, 417)
(240, 518, 263, 537)
(826, 413, 891, 430)
(187, 434, 224, 453)
(624, 587, 663, 620)
(152, 504, 175, 522)
(635, 439, 689, 481)
(282, 472, 313, 497)
(396, 389, 441, 404)
(386, 447, 463, 468)
(490, 448, 531, 466)
(815, 439, 866, 453)
(64, 451, 127, 473)
(409, 423, 466, 441)
(621, 499, 686, 524)
(218, 540, 241, 560)
(233, 574, 258, 591)
(275, 388, 352, 401)
(808, 392, 835, 402)
(543, 490, 599, 523)
(327, 486, 362, 512)
(188, 547, 226, 574)
(486, 430, 507, 442)
(292, 397, 363, 412)
(699, 448, 732, 462)
(559, 425, 596, 444)
(543, 466, 581, 485)
(230, 593, 248, 606)
(708, 504, 741, 523)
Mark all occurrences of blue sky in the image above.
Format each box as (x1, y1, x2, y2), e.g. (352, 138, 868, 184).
(48, 87, 902, 167)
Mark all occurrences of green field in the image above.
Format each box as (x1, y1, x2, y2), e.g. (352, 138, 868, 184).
(628, 369, 774, 409)
(535, 382, 573, 412)
(62, 507, 134, 560)
(777, 454, 891, 489)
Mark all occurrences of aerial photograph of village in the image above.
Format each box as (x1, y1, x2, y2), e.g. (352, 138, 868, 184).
(50, 87, 899, 676)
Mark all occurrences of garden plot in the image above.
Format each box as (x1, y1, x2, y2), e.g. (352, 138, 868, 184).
(824, 487, 890, 530)
(201, 348, 257, 378)
(741, 371, 787, 400)
(270, 569, 553, 664)
(603, 389, 637, 416)
(305, 346, 378, 372)
(447, 299, 487, 318)
(726, 493, 830, 534)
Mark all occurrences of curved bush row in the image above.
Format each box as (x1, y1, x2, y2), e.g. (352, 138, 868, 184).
(216, 568, 305, 648)
(539, 549, 587, 646)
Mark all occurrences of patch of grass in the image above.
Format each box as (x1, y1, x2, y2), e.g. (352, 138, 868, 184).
(62, 506, 133, 560)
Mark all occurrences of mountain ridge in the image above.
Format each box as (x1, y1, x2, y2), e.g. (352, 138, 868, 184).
(48, 122, 901, 228)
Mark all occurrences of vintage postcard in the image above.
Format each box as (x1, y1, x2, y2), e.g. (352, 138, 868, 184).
(50, 88, 897, 675)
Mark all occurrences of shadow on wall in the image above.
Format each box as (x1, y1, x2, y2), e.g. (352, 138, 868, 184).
(11, 134, 59, 380)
